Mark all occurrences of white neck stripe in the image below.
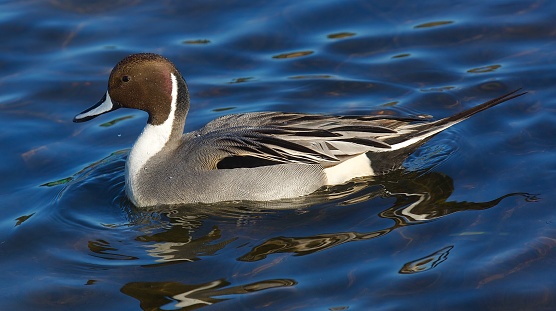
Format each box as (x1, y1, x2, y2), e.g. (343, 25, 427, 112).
(125, 73, 178, 202)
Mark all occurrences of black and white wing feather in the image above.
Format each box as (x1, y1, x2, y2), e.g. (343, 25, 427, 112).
(190, 89, 525, 170)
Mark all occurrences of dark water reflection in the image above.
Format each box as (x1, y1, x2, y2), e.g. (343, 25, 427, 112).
(122, 278, 297, 311)
(2, 0, 556, 310)
(399, 245, 454, 274)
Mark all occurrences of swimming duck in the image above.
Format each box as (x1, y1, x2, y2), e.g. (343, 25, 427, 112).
(74, 53, 525, 207)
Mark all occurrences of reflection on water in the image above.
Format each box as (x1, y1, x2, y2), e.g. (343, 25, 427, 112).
(15, 213, 34, 226)
(399, 245, 453, 274)
(327, 32, 356, 39)
(272, 50, 314, 59)
(88, 239, 138, 261)
(121, 278, 296, 310)
(140, 225, 237, 263)
(413, 20, 454, 29)
(467, 64, 502, 74)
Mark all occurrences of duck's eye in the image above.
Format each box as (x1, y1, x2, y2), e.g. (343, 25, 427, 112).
(122, 75, 130, 82)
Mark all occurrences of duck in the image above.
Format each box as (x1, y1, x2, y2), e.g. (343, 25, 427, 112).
(74, 53, 525, 207)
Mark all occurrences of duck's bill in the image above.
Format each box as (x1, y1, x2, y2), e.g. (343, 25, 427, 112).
(73, 92, 120, 123)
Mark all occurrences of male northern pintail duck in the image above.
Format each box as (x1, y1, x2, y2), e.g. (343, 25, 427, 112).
(74, 53, 525, 207)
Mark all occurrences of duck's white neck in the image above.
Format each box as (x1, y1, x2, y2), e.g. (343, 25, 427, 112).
(125, 73, 178, 203)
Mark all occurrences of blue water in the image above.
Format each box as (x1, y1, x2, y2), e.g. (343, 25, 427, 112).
(1, 1, 555, 310)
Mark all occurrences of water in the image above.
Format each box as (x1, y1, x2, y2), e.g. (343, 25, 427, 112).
(1, 0, 555, 310)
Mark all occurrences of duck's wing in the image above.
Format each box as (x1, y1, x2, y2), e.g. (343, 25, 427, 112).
(193, 89, 526, 170)
(193, 112, 425, 169)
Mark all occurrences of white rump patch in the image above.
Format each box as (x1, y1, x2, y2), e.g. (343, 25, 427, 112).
(324, 153, 374, 185)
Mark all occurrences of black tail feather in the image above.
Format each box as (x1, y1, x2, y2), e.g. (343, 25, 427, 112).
(383, 88, 527, 148)
(432, 88, 526, 128)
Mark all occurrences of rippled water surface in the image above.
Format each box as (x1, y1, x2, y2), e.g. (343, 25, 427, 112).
(1, 1, 555, 310)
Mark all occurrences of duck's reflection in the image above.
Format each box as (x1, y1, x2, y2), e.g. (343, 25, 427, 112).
(121, 278, 296, 311)
(138, 224, 237, 263)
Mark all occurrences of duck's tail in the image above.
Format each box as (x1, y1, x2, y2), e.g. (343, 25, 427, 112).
(368, 88, 526, 174)
(429, 88, 526, 129)
(388, 88, 527, 151)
